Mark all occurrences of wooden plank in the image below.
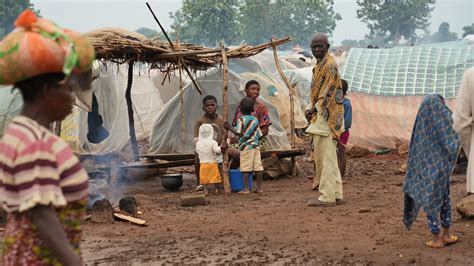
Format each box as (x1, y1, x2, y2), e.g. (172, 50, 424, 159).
(114, 213, 148, 226)
(134, 149, 305, 161)
(134, 153, 195, 160)
(118, 159, 195, 169)
(260, 149, 305, 158)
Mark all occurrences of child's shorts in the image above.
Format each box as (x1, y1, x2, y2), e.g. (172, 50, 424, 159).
(240, 148, 263, 172)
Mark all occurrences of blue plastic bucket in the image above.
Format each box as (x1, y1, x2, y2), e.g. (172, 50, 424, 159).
(229, 169, 253, 192)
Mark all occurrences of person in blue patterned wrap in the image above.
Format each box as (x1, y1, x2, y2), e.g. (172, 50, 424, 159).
(403, 94, 460, 248)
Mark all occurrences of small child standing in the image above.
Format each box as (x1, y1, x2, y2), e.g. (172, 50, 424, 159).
(338, 79, 352, 179)
(227, 97, 264, 194)
(196, 124, 223, 195)
(193, 95, 226, 191)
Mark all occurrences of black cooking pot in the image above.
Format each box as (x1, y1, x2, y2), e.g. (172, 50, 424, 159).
(161, 174, 183, 191)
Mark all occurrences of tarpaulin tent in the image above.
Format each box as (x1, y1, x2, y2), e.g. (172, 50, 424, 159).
(340, 39, 473, 150)
(149, 68, 291, 154)
(284, 39, 474, 150)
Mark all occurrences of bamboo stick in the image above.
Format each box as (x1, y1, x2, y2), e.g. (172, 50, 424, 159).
(220, 41, 231, 195)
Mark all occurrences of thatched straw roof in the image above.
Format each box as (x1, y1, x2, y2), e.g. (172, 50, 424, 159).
(85, 28, 291, 70)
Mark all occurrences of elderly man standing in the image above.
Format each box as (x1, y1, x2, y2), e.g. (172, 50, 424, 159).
(306, 33, 345, 207)
(453, 67, 474, 195)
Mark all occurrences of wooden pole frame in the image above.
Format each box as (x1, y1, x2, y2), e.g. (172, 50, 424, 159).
(178, 59, 186, 149)
(271, 38, 297, 177)
(271, 38, 295, 147)
(220, 41, 231, 195)
(125, 61, 140, 160)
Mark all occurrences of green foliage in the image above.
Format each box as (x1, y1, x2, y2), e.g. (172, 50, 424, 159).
(170, 0, 340, 47)
(341, 39, 360, 47)
(462, 23, 474, 38)
(420, 21, 458, 44)
(240, 0, 341, 46)
(170, 0, 241, 46)
(0, 0, 40, 38)
(136, 27, 162, 39)
(341, 36, 387, 48)
(356, 0, 435, 45)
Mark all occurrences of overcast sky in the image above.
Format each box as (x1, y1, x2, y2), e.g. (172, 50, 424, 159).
(31, 0, 474, 46)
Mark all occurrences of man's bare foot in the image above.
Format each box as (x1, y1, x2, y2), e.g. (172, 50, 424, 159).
(213, 190, 220, 195)
(204, 190, 209, 196)
(238, 189, 250, 195)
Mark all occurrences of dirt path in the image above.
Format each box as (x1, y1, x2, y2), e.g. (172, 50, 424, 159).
(79, 149, 474, 265)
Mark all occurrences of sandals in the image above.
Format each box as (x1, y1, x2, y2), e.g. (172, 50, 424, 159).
(307, 199, 336, 207)
(425, 235, 459, 249)
(443, 235, 459, 245)
(237, 189, 251, 195)
(425, 240, 444, 249)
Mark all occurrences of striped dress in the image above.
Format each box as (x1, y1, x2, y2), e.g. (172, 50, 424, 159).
(0, 116, 89, 265)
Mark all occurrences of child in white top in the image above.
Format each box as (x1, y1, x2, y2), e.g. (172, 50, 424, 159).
(196, 124, 223, 195)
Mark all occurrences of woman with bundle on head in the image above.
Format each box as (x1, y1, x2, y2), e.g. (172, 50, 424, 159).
(0, 10, 94, 265)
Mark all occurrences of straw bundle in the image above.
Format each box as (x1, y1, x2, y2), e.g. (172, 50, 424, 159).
(85, 28, 291, 70)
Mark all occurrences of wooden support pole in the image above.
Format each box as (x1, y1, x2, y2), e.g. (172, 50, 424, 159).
(125, 61, 140, 160)
(271, 38, 295, 147)
(220, 41, 231, 195)
(271, 38, 297, 177)
(178, 60, 186, 149)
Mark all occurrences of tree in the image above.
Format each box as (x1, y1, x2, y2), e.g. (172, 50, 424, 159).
(136, 27, 162, 39)
(356, 0, 435, 45)
(170, 0, 340, 47)
(0, 0, 40, 38)
(341, 39, 360, 47)
(420, 21, 458, 44)
(170, 0, 241, 46)
(240, 0, 341, 46)
(462, 23, 474, 38)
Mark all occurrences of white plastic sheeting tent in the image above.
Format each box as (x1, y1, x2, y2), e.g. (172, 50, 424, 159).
(149, 68, 291, 154)
(74, 62, 165, 155)
(341, 40, 474, 97)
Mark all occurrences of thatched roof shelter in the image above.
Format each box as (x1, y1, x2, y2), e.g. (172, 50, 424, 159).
(84, 28, 291, 70)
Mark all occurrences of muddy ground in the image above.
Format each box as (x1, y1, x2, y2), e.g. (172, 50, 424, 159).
(2, 139, 474, 265)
